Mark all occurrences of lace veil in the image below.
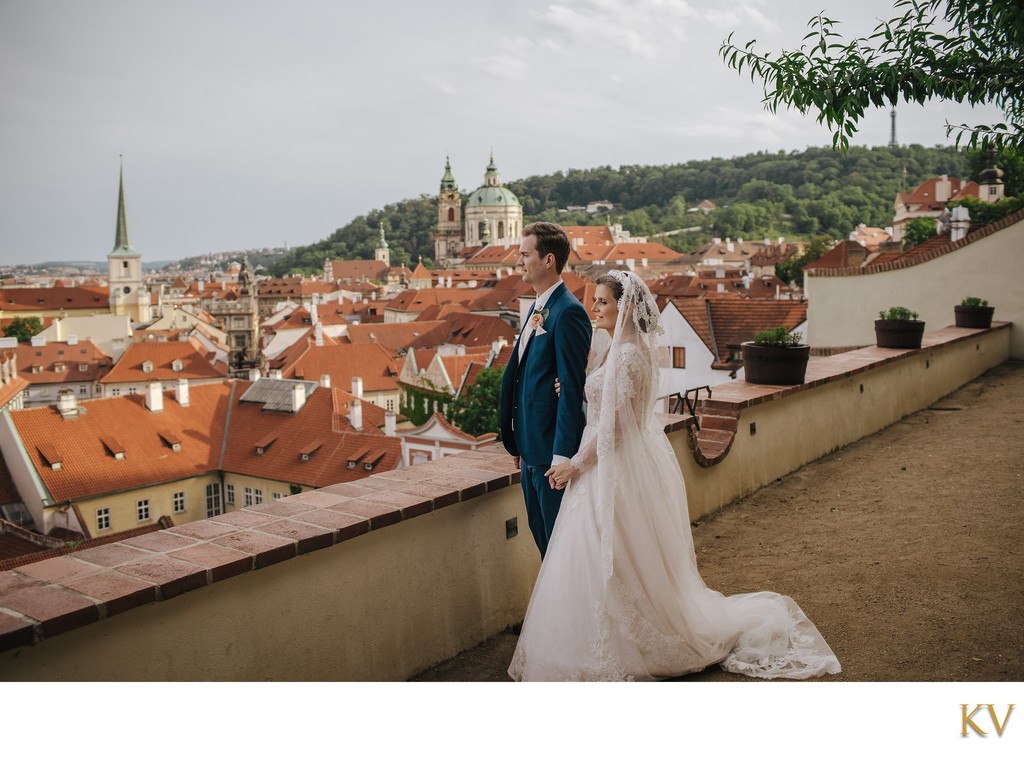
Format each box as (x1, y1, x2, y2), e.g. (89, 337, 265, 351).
(571, 269, 665, 578)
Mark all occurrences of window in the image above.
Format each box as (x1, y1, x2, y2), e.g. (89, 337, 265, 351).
(244, 486, 253, 507)
(234, 334, 247, 347)
(206, 483, 222, 517)
(672, 347, 686, 369)
(112, 388, 121, 396)
(989, 186, 998, 197)
(225, 483, 235, 505)
(244, 487, 263, 507)
(173, 491, 185, 514)
(386, 399, 394, 411)
(271, 492, 285, 502)
(137, 499, 150, 522)
(128, 387, 137, 396)
(96, 508, 110, 531)
(79, 386, 88, 395)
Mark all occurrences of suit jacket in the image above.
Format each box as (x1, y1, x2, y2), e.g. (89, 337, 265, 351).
(500, 281, 592, 467)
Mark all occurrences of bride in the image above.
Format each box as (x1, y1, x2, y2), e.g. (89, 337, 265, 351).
(508, 270, 841, 681)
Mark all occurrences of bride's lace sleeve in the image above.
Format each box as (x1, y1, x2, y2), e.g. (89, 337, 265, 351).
(569, 344, 648, 474)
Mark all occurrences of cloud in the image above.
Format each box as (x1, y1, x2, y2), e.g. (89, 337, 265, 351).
(531, 0, 698, 59)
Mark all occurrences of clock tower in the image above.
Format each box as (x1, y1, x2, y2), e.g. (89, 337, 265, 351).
(107, 159, 152, 324)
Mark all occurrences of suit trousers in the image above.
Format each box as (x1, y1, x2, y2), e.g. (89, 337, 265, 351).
(520, 462, 566, 558)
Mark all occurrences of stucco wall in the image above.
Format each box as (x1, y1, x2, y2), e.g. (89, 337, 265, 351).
(806, 214, 1022, 358)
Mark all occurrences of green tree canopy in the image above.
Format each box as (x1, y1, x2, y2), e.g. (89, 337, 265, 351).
(2, 316, 43, 342)
(447, 366, 503, 439)
(904, 216, 938, 248)
(721, 0, 1024, 152)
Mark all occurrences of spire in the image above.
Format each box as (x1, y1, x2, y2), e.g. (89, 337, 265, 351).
(888, 109, 898, 149)
(111, 155, 135, 254)
(440, 154, 457, 191)
(378, 221, 389, 249)
(484, 150, 501, 188)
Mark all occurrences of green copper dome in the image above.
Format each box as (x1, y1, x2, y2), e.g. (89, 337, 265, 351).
(465, 185, 521, 208)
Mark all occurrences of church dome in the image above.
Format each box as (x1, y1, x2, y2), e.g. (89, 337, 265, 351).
(465, 185, 521, 208)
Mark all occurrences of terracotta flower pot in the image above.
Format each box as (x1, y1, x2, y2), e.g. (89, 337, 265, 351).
(874, 319, 925, 349)
(954, 305, 994, 329)
(741, 342, 810, 385)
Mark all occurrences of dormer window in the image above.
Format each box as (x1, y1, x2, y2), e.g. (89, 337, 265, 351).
(171, 359, 183, 372)
(79, 363, 88, 371)
(255, 433, 278, 455)
(142, 361, 154, 373)
(55, 363, 66, 372)
(299, 440, 324, 461)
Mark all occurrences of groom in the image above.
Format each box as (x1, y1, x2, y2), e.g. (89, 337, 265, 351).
(500, 222, 592, 558)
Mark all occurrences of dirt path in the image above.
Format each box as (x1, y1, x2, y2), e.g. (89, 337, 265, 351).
(683, 359, 1023, 681)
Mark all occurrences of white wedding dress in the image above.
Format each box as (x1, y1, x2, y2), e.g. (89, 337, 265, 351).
(509, 273, 841, 682)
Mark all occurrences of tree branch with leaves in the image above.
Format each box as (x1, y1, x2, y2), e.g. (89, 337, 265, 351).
(720, 0, 1024, 152)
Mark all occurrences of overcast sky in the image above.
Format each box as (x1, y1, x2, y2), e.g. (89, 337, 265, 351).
(0, 0, 1004, 266)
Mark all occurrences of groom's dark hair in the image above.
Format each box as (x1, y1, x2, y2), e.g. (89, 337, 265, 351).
(523, 222, 571, 273)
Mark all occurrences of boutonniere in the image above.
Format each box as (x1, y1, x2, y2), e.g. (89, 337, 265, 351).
(531, 307, 550, 336)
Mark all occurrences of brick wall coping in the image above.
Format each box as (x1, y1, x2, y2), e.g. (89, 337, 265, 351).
(0, 322, 1006, 655)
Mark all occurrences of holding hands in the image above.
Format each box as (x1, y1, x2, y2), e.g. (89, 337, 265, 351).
(546, 460, 578, 491)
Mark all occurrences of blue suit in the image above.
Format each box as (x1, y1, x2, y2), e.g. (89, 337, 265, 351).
(500, 282, 592, 557)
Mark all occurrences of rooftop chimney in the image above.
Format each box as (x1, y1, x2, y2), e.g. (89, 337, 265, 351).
(177, 378, 190, 407)
(352, 376, 363, 399)
(310, 302, 319, 324)
(67, 335, 79, 346)
(30, 335, 46, 348)
(320, 374, 331, 388)
(57, 389, 79, 418)
(292, 382, 307, 413)
(248, 368, 261, 382)
(625, 259, 635, 271)
(950, 205, 971, 242)
(146, 381, 164, 413)
(270, 369, 282, 380)
(349, 398, 363, 430)
(314, 322, 324, 347)
(384, 410, 396, 437)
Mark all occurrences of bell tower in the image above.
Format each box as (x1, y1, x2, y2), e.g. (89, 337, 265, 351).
(434, 155, 463, 266)
(107, 157, 152, 324)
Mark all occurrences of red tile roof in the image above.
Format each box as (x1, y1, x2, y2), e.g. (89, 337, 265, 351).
(10, 383, 233, 504)
(384, 288, 481, 314)
(896, 176, 979, 211)
(0, 286, 109, 312)
(671, 299, 808, 365)
(16, 340, 112, 386)
(326, 259, 390, 282)
(406, 312, 516, 351)
(279, 342, 401, 393)
(258, 278, 338, 298)
(222, 382, 401, 487)
(345, 321, 449, 352)
(804, 240, 871, 271)
(99, 339, 228, 384)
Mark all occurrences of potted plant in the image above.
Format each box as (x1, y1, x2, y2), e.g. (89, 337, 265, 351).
(954, 296, 995, 329)
(875, 306, 925, 349)
(741, 326, 810, 385)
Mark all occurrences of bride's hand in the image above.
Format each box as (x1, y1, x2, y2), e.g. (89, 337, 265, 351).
(554, 377, 561, 397)
(545, 461, 577, 490)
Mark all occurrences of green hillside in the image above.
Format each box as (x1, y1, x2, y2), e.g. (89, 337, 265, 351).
(267, 144, 1019, 277)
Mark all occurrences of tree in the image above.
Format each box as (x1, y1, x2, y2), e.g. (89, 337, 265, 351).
(2, 316, 43, 342)
(447, 366, 503, 438)
(904, 216, 938, 248)
(720, 0, 1024, 152)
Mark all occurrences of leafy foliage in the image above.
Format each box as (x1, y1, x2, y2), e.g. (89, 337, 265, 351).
(946, 193, 1024, 225)
(904, 216, 938, 248)
(878, 305, 920, 321)
(447, 366, 503, 438)
(960, 296, 988, 307)
(2, 316, 43, 342)
(776, 234, 834, 286)
(720, 0, 1024, 152)
(752, 325, 804, 346)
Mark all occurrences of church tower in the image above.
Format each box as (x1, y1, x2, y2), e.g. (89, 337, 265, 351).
(107, 158, 153, 324)
(374, 222, 391, 267)
(977, 147, 1005, 202)
(434, 155, 463, 267)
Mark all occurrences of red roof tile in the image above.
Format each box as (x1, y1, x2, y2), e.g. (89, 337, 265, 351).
(100, 340, 228, 384)
(279, 342, 400, 393)
(16, 340, 112, 385)
(0, 286, 109, 312)
(10, 382, 233, 504)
